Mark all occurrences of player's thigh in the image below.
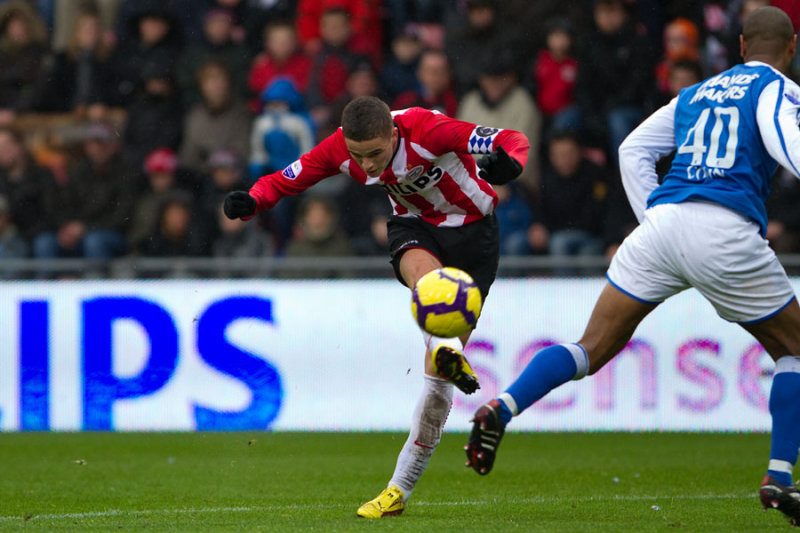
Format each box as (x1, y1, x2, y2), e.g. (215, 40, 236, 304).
(388, 215, 444, 289)
(440, 214, 500, 302)
(398, 248, 443, 288)
(689, 227, 795, 324)
(741, 298, 800, 360)
(579, 282, 658, 374)
(606, 206, 690, 305)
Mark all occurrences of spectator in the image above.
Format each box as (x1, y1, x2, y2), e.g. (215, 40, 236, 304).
(457, 52, 541, 194)
(50, 0, 118, 52)
(392, 48, 458, 117)
(295, 0, 381, 65)
(655, 18, 701, 97)
(179, 59, 252, 174)
(0, 194, 28, 270)
(38, 122, 136, 260)
(40, 7, 114, 114)
(574, 0, 653, 163)
(212, 203, 275, 259)
(121, 56, 184, 171)
(241, 0, 296, 56)
(176, 7, 250, 107)
(766, 167, 800, 254)
(110, 0, 182, 105)
(249, 78, 315, 180)
(380, 29, 422, 103)
(494, 182, 535, 256)
(384, 0, 446, 41)
(531, 18, 579, 135)
(444, 0, 521, 96)
(656, 58, 703, 108)
(198, 0, 249, 44)
(320, 61, 380, 139)
(0, 0, 49, 119)
(200, 147, 250, 219)
(0, 125, 59, 257)
(529, 131, 607, 258)
(285, 194, 354, 278)
(248, 19, 311, 110)
(127, 147, 186, 254)
(143, 190, 213, 258)
(305, 7, 371, 119)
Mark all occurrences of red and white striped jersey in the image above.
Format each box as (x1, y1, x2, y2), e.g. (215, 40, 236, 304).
(248, 107, 530, 227)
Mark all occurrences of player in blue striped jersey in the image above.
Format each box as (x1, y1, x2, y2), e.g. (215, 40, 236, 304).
(466, 7, 800, 525)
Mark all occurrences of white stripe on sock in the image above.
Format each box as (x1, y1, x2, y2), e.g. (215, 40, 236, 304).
(769, 459, 795, 474)
(498, 392, 518, 416)
(565, 343, 589, 380)
(774, 356, 800, 375)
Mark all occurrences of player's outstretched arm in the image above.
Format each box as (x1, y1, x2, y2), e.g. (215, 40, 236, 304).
(618, 98, 678, 222)
(223, 191, 257, 220)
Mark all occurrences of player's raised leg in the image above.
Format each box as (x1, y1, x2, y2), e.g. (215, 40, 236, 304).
(466, 283, 656, 474)
(742, 300, 800, 525)
(358, 248, 477, 518)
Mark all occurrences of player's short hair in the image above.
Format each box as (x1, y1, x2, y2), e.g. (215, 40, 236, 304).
(341, 96, 393, 141)
(743, 6, 794, 55)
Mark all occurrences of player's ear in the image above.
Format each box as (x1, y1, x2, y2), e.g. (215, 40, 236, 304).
(739, 34, 746, 60)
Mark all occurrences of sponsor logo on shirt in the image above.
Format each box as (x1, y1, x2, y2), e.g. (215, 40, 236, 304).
(689, 73, 759, 104)
(281, 160, 303, 180)
(384, 167, 444, 196)
(475, 126, 499, 137)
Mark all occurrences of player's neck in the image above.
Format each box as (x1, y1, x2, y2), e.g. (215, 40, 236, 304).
(744, 54, 789, 73)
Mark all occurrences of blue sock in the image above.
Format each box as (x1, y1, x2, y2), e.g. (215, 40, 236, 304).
(766, 357, 800, 487)
(496, 343, 589, 425)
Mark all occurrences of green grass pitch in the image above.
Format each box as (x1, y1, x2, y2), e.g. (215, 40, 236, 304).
(0, 431, 794, 531)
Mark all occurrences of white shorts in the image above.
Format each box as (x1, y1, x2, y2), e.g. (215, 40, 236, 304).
(607, 202, 795, 323)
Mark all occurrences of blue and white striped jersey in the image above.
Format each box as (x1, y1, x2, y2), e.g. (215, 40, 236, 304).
(619, 61, 800, 236)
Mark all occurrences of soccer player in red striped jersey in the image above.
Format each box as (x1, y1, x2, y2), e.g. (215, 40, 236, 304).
(223, 96, 529, 518)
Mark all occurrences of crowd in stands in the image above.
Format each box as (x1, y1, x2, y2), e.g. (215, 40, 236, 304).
(1, 0, 800, 278)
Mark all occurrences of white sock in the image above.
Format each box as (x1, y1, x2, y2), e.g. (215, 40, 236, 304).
(422, 333, 463, 352)
(388, 375, 453, 501)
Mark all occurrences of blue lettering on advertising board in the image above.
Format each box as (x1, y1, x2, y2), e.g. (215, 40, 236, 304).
(20, 301, 49, 430)
(82, 297, 179, 430)
(195, 297, 282, 430)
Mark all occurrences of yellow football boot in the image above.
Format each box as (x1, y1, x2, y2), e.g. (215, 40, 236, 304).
(356, 485, 405, 518)
(431, 345, 480, 394)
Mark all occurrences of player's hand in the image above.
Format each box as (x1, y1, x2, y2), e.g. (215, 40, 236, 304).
(223, 191, 256, 219)
(478, 146, 523, 185)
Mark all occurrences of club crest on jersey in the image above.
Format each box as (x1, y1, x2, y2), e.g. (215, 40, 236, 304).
(405, 165, 425, 181)
(281, 160, 303, 180)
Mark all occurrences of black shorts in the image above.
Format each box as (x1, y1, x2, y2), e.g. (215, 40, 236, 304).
(387, 214, 500, 300)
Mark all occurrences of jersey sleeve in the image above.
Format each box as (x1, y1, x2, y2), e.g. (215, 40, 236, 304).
(618, 97, 678, 222)
(412, 108, 529, 168)
(248, 131, 344, 213)
(755, 78, 800, 179)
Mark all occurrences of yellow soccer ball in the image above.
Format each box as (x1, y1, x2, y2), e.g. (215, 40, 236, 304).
(411, 267, 483, 338)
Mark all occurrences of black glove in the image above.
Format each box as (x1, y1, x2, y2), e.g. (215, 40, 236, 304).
(223, 191, 257, 219)
(477, 146, 523, 185)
